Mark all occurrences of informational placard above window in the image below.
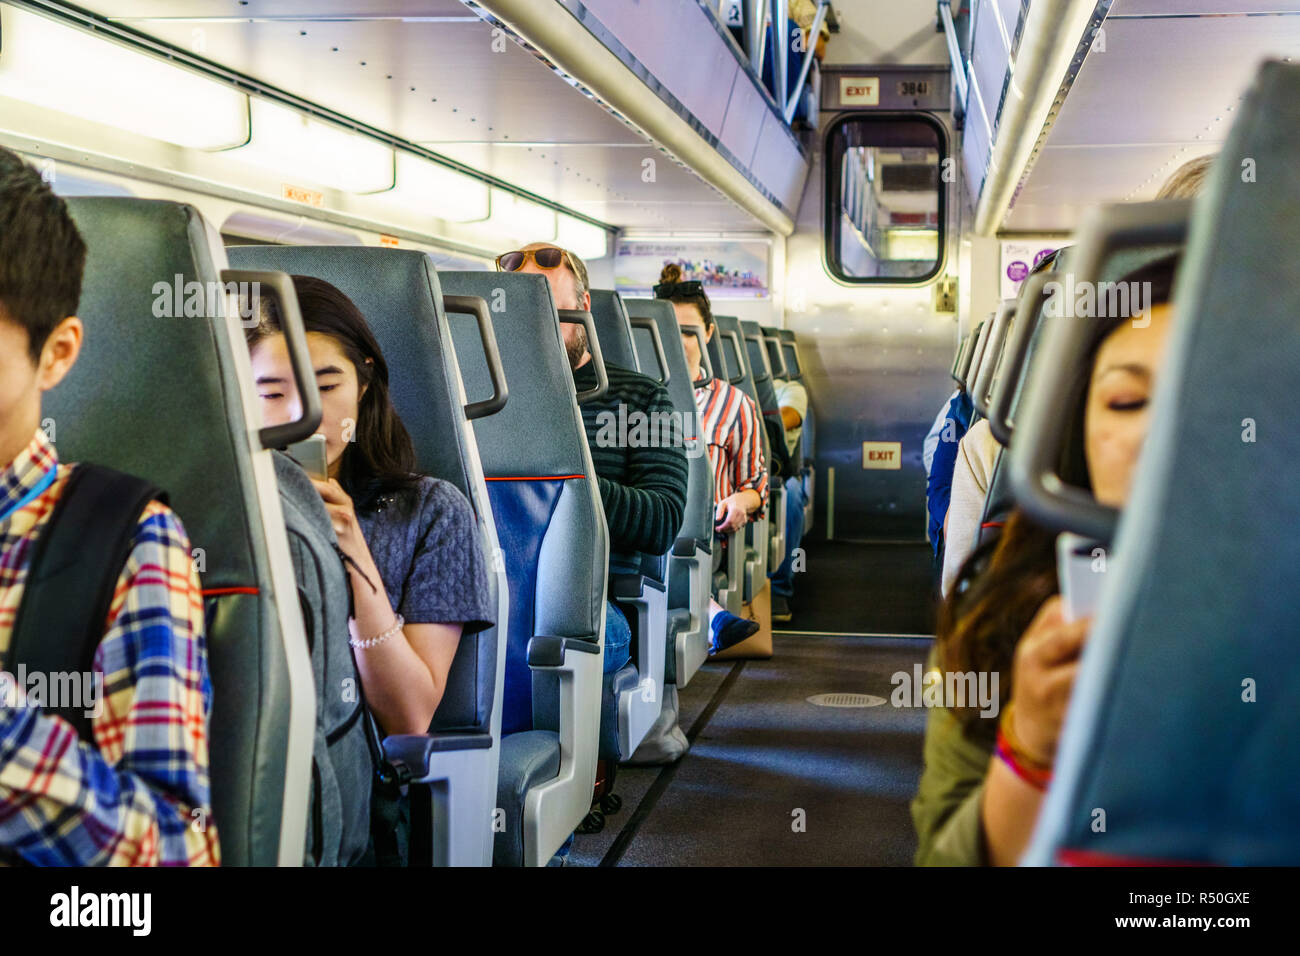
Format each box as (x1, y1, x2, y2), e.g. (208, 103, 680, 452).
(615, 239, 770, 298)
(999, 239, 1074, 299)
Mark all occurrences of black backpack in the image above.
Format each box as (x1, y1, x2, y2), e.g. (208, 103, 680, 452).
(7, 464, 163, 740)
(0, 464, 163, 866)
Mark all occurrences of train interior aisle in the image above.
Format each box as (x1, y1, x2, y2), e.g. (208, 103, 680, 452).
(569, 535, 933, 867)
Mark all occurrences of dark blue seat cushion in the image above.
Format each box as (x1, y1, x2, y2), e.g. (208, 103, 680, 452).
(487, 479, 567, 736)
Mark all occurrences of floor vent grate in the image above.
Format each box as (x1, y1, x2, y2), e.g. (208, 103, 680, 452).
(806, 693, 887, 708)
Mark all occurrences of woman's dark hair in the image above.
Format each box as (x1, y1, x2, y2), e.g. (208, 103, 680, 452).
(937, 249, 1182, 731)
(246, 275, 420, 508)
(654, 262, 714, 329)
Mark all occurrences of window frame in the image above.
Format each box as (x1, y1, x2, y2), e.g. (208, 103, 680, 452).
(822, 111, 949, 287)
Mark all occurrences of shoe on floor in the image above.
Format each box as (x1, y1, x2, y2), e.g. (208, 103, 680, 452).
(771, 593, 792, 623)
(710, 610, 760, 654)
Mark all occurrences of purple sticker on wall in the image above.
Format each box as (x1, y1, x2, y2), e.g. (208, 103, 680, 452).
(1007, 260, 1029, 282)
(1034, 248, 1056, 265)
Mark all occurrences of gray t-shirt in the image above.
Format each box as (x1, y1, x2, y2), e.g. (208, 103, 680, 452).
(355, 476, 494, 633)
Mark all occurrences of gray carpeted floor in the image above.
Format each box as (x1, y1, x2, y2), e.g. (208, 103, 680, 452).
(567, 634, 933, 867)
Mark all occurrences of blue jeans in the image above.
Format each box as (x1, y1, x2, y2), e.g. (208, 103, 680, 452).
(769, 475, 807, 598)
(604, 600, 632, 674)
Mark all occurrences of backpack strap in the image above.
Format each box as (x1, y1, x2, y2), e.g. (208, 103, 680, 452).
(8, 463, 165, 744)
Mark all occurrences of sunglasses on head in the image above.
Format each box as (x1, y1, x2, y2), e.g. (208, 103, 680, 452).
(654, 279, 704, 297)
(496, 247, 569, 273)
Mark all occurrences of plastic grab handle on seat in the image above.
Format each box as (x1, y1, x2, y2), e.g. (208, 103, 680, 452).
(627, 315, 671, 386)
(1008, 199, 1191, 544)
(557, 309, 609, 404)
(971, 298, 1017, 419)
(228, 268, 323, 449)
(955, 321, 982, 387)
(683, 326, 713, 386)
(724, 330, 747, 384)
(444, 294, 509, 420)
(989, 271, 1054, 447)
(764, 331, 789, 379)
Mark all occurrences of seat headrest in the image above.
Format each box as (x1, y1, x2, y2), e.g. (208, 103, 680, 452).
(226, 245, 476, 500)
(58, 198, 257, 588)
(438, 271, 590, 478)
(713, 315, 752, 392)
(588, 289, 640, 373)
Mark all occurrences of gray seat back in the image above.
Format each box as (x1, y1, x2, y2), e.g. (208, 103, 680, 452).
(438, 270, 608, 738)
(1026, 61, 1300, 865)
(625, 299, 714, 554)
(226, 245, 506, 739)
(741, 319, 789, 469)
(760, 325, 789, 381)
(777, 329, 803, 381)
(55, 197, 315, 867)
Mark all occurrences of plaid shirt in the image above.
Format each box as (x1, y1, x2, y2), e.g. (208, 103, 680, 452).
(695, 377, 768, 515)
(0, 429, 219, 866)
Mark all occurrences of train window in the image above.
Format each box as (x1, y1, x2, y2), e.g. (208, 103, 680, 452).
(823, 114, 946, 284)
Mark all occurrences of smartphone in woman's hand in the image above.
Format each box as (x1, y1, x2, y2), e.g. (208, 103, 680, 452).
(1056, 531, 1106, 623)
(285, 433, 329, 481)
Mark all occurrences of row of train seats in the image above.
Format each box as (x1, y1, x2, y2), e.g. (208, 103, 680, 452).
(935, 60, 1300, 863)
(699, 315, 816, 617)
(43, 188, 817, 866)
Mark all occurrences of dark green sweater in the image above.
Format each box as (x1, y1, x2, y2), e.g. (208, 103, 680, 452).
(573, 360, 688, 561)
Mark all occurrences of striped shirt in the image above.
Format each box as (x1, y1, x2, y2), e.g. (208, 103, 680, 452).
(0, 429, 220, 866)
(695, 376, 768, 513)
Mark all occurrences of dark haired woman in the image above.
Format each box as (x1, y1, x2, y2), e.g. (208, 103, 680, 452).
(912, 253, 1180, 865)
(247, 275, 494, 736)
(655, 262, 768, 652)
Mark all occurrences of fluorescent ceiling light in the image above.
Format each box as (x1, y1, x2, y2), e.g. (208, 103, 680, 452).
(0, 5, 249, 150)
(227, 98, 395, 194)
(370, 153, 489, 223)
(483, 189, 557, 244)
(557, 214, 608, 261)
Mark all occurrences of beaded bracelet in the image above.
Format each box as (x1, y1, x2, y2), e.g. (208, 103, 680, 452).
(350, 614, 404, 650)
(996, 702, 1053, 791)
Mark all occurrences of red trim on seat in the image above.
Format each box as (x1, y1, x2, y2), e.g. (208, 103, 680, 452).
(1058, 848, 1211, 867)
(981, 521, 1005, 529)
(201, 587, 260, 597)
(484, 475, 586, 482)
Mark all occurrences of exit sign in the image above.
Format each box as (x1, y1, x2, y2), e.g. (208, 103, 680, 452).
(840, 77, 880, 106)
(862, 441, 901, 469)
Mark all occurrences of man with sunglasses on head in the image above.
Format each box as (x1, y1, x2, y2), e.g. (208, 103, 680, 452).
(497, 242, 688, 776)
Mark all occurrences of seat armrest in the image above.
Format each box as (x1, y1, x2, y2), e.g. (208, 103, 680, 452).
(610, 572, 667, 599)
(520, 633, 602, 866)
(673, 535, 711, 557)
(527, 635, 600, 668)
(382, 732, 493, 777)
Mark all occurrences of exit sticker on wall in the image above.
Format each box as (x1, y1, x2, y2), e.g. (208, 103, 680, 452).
(862, 442, 902, 469)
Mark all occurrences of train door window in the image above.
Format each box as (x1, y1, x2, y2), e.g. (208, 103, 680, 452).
(824, 114, 946, 283)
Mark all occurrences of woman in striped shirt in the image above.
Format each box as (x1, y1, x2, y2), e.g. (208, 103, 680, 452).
(655, 264, 768, 653)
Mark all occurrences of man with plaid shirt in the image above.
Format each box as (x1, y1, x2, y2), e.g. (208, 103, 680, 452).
(0, 146, 219, 865)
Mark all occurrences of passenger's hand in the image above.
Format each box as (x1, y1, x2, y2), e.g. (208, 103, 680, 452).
(1008, 595, 1090, 766)
(312, 478, 378, 577)
(715, 494, 749, 534)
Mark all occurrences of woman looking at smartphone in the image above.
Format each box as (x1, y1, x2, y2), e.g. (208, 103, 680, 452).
(912, 252, 1180, 865)
(247, 276, 494, 736)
